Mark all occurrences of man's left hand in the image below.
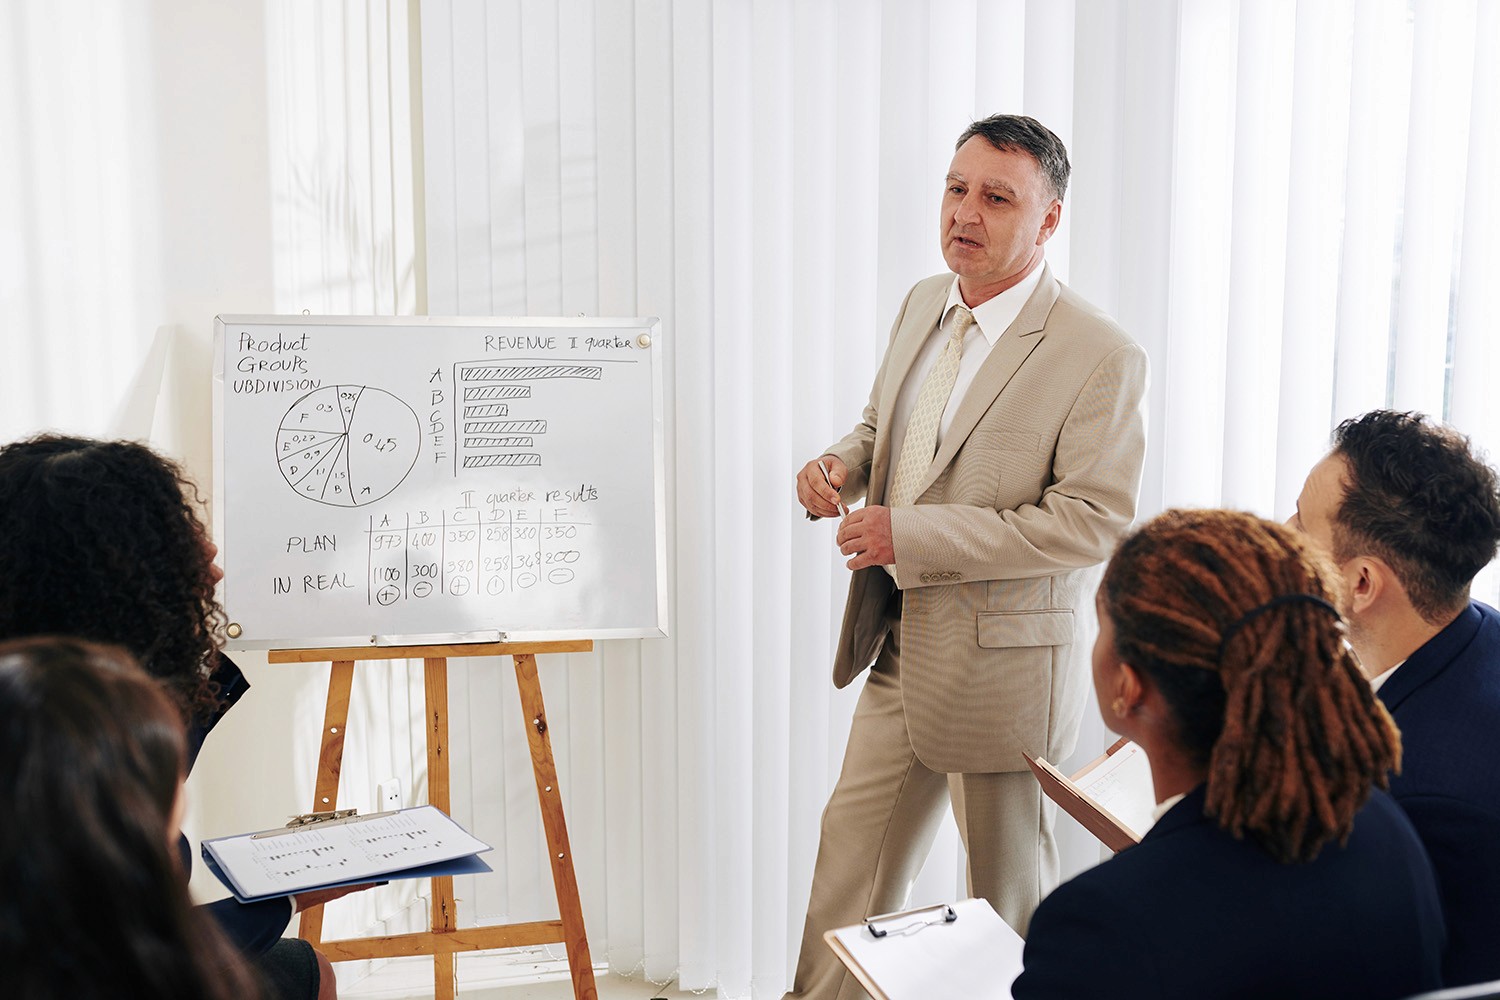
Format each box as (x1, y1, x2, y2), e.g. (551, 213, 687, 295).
(837, 505, 893, 570)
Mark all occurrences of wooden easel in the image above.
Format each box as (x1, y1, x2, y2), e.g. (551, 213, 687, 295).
(266, 641, 599, 1000)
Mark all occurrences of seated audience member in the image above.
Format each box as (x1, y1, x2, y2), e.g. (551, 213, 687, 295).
(1290, 409, 1500, 986)
(0, 636, 265, 1000)
(0, 435, 352, 1000)
(1012, 510, 1444, 1000)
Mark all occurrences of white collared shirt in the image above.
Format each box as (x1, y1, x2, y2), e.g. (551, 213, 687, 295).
(885, 263, 1046, 501)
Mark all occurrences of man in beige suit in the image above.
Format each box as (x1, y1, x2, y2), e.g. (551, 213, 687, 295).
(788, 115, 1148, 1000)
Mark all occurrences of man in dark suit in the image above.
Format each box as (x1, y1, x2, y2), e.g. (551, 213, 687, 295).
(1291, 409, 1500, 987)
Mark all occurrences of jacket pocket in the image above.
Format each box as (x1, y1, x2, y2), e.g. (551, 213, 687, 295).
(976, 609, 1074, 648)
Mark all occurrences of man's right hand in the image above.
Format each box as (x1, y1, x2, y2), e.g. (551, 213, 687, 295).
(796, 455, 848, 519)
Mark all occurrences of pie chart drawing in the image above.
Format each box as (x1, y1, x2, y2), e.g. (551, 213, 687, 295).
(276, 386, 420, 506)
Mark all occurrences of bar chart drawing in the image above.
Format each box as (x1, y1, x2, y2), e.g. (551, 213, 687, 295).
(455, 360, 604, 472)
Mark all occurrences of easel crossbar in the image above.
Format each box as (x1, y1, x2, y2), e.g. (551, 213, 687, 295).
(267, 639, 592, 663)
(314, 920, 567, 960)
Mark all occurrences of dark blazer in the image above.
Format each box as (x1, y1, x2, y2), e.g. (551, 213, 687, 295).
(1378, 600, 1500, 987)
(177, 654, 294, 955)
(1012, 787, 1445, 1000)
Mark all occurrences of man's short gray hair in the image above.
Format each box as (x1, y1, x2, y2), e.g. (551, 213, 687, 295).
(956, 114, 1071, 202)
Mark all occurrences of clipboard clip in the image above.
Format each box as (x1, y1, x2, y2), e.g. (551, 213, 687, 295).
(864, 902, 958, 939)
(249, 808, 371, 840)
(287, 808, 359, 828)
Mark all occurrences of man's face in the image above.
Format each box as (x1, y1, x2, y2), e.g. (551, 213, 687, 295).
(1289, 452, 1373, 632)
(940, 137, 1061, 305)
(1288, 452, 1349, 561)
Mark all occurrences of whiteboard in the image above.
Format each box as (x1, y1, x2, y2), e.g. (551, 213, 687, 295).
(212, 315, 667, 649)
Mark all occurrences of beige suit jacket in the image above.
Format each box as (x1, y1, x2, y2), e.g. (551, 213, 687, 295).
(824, 265, 1149, 774)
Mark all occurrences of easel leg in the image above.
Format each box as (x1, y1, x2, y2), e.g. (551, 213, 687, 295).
(512, 653, 598, 1000)
(300, 659, 355, 946)
(424, 657, 458, 999)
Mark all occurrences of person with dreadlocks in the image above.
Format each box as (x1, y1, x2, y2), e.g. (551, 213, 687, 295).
(1011, 509, 1444, 1000)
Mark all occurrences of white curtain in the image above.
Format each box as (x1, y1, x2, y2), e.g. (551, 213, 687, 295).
(419, 3, 1500, 997)
(0, 0, 160, 443)
(4, 2, 1500, 999)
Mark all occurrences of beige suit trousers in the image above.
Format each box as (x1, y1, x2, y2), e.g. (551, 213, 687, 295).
(783, 613, 1059, 1000)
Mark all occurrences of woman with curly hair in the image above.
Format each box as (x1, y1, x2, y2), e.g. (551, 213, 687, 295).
(0, 636, 266, 1000)
(0, 434, 341, 1000)
(1012, 509, 1445, 1000)
(0, 435, 227, 724)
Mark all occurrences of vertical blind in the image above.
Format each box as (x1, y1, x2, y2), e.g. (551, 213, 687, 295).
(3, 1, 1498, 996)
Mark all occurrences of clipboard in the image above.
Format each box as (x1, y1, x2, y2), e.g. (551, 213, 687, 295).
(201, 804, 493, 903)
(1024, 737, 1155, 853)
(823, 898, 1023, 1000)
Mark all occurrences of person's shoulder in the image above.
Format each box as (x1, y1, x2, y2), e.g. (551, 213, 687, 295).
(1473, 599, 1500, 641)
(1046, 279, 1138, 351)
(1394, 604, 1500, 729)
(1029, 821, 1213, 938)
(1062, 813, 1217, 891)
(1354, 788, 1427, 842)
(1031, 851, 1134, 920)
(910, 273, 954, 299)
(1390, 654, 1500, 803)
(886, 274, 954, 330)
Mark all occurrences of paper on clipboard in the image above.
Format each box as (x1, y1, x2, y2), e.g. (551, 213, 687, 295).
(201, 804, 492, 903)
(1025, 738, 1156, 853)
(824, 898, 1023, 1000)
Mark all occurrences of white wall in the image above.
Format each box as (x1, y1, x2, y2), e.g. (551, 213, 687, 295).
(2, 0, 432, 956)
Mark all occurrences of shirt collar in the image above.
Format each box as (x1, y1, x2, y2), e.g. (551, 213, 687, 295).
(1370, 659, 1404, 692)
(944, 261, 1046, 348)
(1151, 792, 1188, 824)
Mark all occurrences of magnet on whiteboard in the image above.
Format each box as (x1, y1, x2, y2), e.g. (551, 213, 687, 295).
(636, 333, 652, 348)
(226, 623, 243, 639)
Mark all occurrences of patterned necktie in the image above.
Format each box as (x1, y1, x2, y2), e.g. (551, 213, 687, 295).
(888, 306, 974, 507)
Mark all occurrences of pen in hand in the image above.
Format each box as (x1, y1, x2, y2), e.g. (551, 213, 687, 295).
(817, 460, 849, 517)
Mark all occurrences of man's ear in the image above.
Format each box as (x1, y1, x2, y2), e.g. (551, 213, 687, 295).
(1346, 557, 1387, 617)
(1036, 200, 1063, 245)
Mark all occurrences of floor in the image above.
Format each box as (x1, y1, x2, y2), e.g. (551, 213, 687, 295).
(338, 949, 706, 999)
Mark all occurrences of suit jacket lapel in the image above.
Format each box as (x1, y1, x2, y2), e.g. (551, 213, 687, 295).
(915, 265, 1060, 497)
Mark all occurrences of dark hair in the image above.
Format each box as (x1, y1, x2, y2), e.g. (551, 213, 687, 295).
(956, 114, 1071, 201)
(0, 435, 225, 720)
(0, 637, 262, 1000)
(1100, 509, 1401, 864)
(1331, 410, 1500, 622)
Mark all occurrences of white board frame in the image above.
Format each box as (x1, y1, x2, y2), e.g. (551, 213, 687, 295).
(212, 314, 669, 650)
